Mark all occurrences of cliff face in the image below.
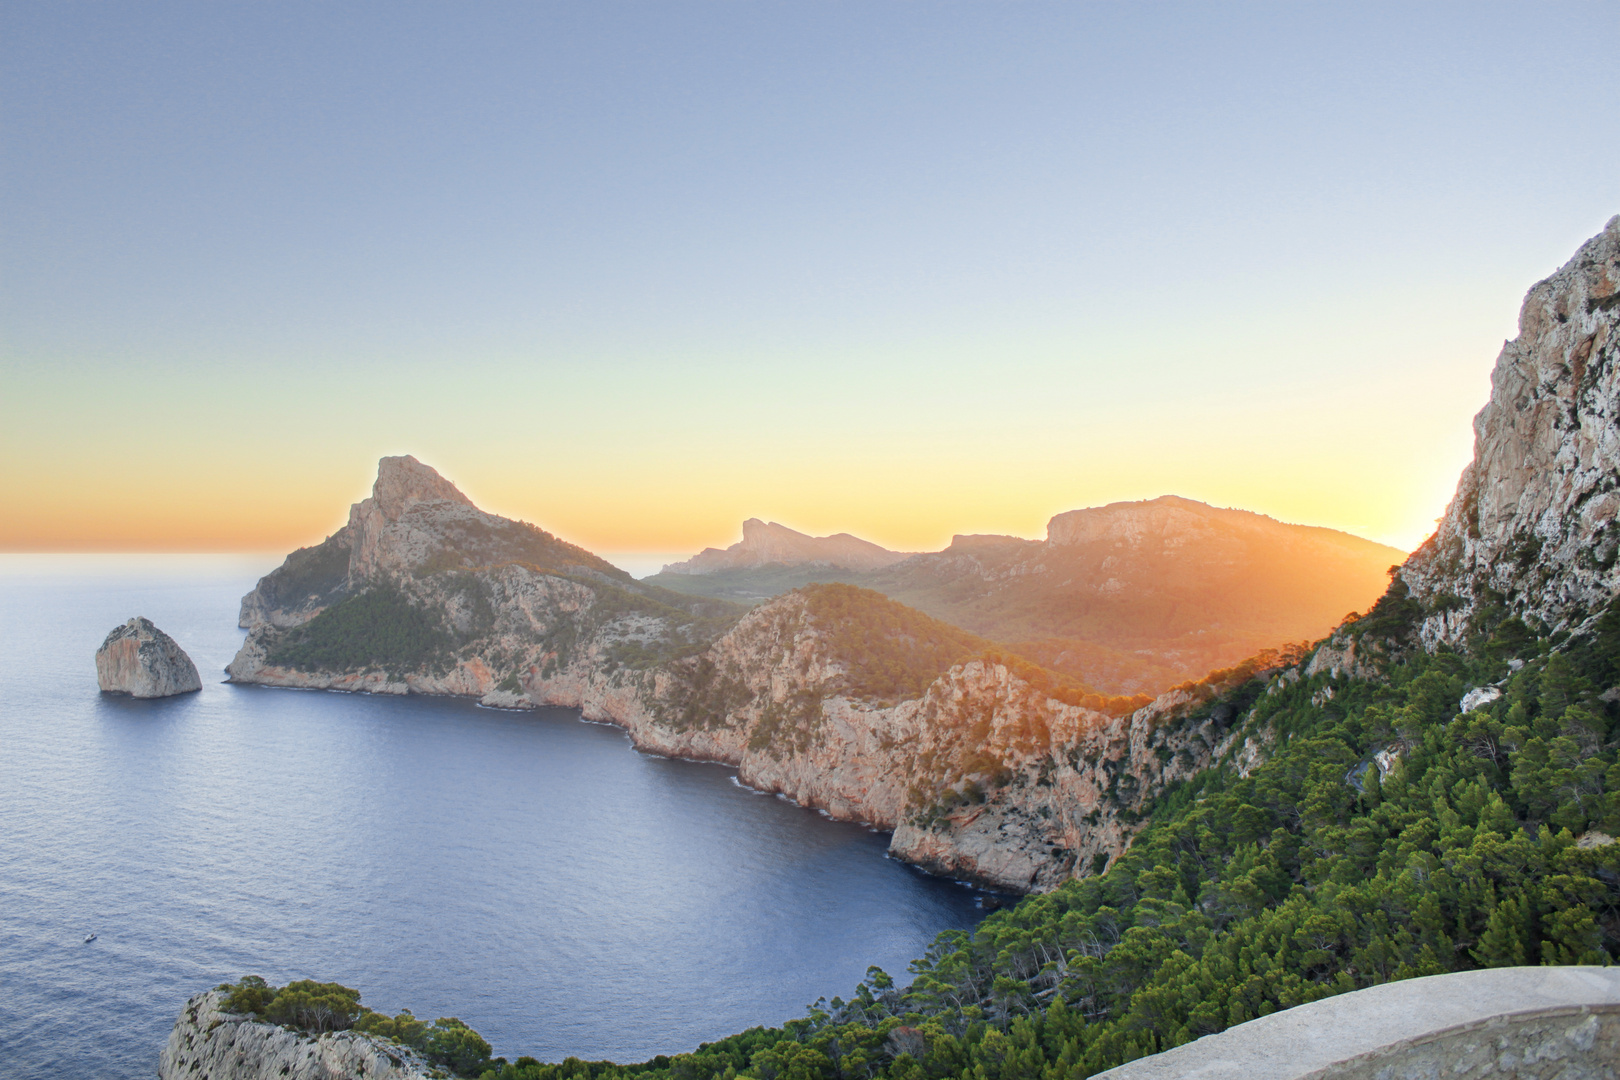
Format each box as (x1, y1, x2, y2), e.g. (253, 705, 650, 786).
(228, 462, 1258, 892)
(238, 455, 632, 631)
(1402, 215, 1620, 648)
(159, 990, 432, 1080)
(662, 518, 912, 575)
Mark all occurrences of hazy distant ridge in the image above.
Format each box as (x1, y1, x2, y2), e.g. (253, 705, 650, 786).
(661, 518, 914, 575)
(651, 495, 1406, 695)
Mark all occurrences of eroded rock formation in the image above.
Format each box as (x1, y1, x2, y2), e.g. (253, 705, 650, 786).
(95, 617, 201, 698)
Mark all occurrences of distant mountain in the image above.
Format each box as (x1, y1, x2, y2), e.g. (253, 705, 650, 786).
(651, 496, 1406, 695)
(661, 518, 913, 575)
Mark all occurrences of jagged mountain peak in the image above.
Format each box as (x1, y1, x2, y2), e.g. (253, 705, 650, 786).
(369, 454, 476, 521)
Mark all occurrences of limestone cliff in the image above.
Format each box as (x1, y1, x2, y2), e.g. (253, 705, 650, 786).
(159, 990, 433, 1080)
(1402, 214, 1620, 649)
(96, 616, 201, 698)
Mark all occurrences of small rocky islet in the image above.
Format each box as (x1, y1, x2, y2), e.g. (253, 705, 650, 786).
(94, 616, 201, 698)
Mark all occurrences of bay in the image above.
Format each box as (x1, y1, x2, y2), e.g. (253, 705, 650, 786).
(0, 556, 986, 1079)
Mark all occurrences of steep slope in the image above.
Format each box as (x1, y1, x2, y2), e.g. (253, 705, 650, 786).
(660, 518, 914, 575)
(1402, 214, 1620, 650)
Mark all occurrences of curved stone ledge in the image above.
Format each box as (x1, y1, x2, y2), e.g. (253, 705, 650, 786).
(1096, 966, 1620, 1080)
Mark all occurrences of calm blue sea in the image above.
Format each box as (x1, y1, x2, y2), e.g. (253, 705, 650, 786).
(0, 556, 987, 1079)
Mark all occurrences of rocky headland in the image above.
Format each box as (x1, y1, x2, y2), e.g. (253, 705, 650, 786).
(159, 990, 433, 1080)
(96, 616, 202, 698)
(176, 214, 1620, 1080)
(227, 457, 1279, 892)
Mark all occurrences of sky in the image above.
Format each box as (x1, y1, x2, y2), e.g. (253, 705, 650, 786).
(4, 3, 1619, 569)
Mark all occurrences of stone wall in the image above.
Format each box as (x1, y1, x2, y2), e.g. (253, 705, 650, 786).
(1096, 966, 1620, 1080)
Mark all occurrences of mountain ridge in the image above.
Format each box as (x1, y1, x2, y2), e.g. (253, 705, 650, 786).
(661, 518, 915, 575)
(650, 494, 1404, 695)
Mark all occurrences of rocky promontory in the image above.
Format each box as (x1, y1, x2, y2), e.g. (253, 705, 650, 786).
(226, 457, 1263, 892)
(96, 616, 201, 698)
(159, 990, 432, 1080)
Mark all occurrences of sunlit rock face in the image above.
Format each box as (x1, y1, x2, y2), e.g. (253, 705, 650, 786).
(159, 990, 431, 1080)
(1403, 215, 1620, 647)
(95, 617, 201, 698)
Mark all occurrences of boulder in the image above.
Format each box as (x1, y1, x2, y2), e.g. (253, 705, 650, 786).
(95, 617, 201, 698)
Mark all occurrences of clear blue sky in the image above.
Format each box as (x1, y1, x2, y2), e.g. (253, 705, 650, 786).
(4, 2, 1618, 558)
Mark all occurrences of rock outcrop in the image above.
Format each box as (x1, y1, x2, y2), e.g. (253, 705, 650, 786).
(159, 990, 432, 1080)
(95, 617, 201, 698)
(662, 518, 913, 575)
(1402, 215, 1620, 648)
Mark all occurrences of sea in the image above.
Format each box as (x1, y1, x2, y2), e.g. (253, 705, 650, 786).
(0, 556, 989, 1079)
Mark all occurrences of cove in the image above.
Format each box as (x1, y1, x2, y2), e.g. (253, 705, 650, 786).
(0, 557, 987, 1080)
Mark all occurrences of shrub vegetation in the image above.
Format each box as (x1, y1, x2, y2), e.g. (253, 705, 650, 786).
(246, 586, 1620, 1080)
(219, 976, 493, 1077)
(267, 585, 454, 675)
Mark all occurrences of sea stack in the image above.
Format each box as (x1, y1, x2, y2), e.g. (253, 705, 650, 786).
(95, 617, 202, 698)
